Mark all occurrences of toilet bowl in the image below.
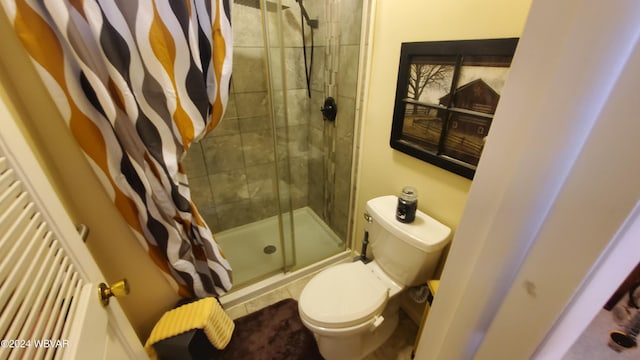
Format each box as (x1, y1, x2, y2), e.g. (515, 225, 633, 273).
(299, 261, 402, 360)
(298, 195, 452, 360)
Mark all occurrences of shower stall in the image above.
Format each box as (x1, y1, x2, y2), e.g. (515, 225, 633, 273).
(183, 0, 366, 289)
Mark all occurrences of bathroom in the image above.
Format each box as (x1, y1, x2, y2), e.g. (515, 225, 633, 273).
(1, 0, 639, 359)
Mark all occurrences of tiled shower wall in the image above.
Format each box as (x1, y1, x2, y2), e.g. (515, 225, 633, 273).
(308, 0, 362, 240)
(183, 0, 362, 238)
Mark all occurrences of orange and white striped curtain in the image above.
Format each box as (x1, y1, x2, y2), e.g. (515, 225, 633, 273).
(1, 0, 233, 298)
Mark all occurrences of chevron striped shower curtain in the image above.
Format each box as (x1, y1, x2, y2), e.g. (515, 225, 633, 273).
(1, 0, 233, 297)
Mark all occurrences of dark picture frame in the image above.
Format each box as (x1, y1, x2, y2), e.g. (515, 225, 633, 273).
(390, 38, 519, 179)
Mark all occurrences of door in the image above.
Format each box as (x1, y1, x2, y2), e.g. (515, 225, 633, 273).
(0, 96, 146, 359)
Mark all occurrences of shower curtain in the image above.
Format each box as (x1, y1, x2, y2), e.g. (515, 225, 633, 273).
(1, 0, 233, 298)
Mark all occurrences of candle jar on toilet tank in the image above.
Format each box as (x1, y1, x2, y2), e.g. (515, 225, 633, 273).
(396, 186, 417, 223)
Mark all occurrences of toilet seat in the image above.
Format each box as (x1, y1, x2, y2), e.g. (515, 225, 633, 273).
(299, 262, 389, 329)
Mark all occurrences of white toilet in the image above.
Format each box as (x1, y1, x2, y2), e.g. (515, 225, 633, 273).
(298, 195, 452, 360)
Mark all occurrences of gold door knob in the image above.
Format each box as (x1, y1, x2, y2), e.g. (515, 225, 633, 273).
(98, 279, 130, 306)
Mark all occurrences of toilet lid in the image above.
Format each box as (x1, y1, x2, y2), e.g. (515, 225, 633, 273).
(299, 262, 389, 328)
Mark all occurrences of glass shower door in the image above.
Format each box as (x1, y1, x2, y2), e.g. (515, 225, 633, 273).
(262, 0, 297, 272)
(182, 0, 294, 288)
(264, 0, 363, 272)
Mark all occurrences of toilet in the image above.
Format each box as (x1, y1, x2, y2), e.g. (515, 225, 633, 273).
(298, 195, 452, 360)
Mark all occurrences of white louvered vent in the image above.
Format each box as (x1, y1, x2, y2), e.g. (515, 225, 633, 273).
(0, 150, 85, 360)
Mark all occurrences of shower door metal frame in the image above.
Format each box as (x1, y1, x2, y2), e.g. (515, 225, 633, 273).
(259, 0, 298, 273)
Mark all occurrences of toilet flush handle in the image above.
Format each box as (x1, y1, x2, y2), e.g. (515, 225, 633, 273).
(370, 315, 385, 332)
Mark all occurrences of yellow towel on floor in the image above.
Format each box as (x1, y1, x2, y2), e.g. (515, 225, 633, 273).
(145, 297, 235, 358)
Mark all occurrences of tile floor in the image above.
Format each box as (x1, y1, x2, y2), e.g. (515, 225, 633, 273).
(223, 273, 418, 360)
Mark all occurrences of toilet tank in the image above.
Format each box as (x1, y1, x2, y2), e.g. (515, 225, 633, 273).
(365, 195, 452, 286)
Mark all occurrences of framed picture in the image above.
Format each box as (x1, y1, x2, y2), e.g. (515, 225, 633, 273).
(390, 38, 518, 179)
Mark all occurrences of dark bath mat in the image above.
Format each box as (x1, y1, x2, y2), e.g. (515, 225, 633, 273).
(213, 298, 324, 360)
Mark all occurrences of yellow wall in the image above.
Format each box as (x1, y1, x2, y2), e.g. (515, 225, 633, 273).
(354, 0, 532, 255)
(0, 9, 180, 340)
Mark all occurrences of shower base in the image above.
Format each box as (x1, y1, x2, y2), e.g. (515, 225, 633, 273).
(215, 206, 344, 288)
